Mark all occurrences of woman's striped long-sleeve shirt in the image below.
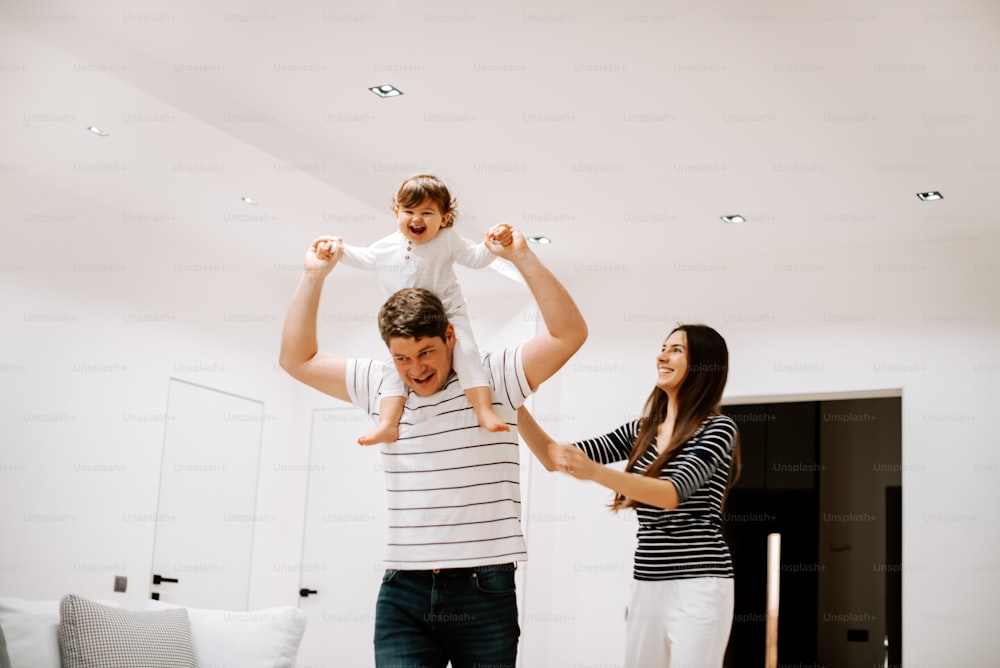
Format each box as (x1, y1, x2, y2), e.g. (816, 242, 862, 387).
(573, 415, 738, 581)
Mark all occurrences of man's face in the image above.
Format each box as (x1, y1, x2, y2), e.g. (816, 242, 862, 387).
(387, 325, 455, 396)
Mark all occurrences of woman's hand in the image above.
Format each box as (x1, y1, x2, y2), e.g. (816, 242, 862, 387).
(551, 443, 598, 480)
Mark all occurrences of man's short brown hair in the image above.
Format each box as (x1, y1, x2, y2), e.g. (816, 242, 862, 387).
(378, 288, 450, 346)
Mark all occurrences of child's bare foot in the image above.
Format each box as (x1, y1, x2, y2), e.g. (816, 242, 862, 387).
(476, 408, 510, 433)
(358, 424, 399, 446)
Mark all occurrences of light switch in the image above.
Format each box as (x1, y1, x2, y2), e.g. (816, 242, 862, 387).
(114, 575, 127, 593)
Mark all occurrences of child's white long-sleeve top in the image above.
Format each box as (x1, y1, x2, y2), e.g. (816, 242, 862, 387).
(338, 227, 496, 396)
(338, 228, 495, 314)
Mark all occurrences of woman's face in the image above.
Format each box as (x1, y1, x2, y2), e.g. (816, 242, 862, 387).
(655, 329, 689, 393)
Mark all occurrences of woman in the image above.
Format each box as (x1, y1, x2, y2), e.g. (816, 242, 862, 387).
(518, 323, 740, 667)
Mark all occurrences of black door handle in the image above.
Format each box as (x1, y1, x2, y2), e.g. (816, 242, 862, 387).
(299, 588, 318, 598)
(152, 574, 179, 585)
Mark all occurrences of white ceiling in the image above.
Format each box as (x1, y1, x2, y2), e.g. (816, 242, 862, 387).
(3, 0, 999, 299)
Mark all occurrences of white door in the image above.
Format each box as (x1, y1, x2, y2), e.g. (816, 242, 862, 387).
(150, 378, 264, 609)
(294, 407, 386, 668)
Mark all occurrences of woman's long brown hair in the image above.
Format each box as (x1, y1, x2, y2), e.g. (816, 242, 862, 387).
(611, 324, 741, 511)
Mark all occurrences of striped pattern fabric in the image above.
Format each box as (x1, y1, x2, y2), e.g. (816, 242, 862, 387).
(347, 346, 532, 570)
(574, 415, 738, 581)
(58, 595, 195, 668)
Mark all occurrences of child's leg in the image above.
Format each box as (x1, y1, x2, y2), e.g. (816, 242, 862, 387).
(359, 358, 406, 445)
(465, 386, 510, 433)
(358, 395, 405, 445)
(449, 313, 508, 432)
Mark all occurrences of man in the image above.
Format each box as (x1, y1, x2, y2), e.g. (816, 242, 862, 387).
(279, 225, 587, 668)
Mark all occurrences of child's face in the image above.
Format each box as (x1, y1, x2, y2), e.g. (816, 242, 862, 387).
(395, 197, 448, 245)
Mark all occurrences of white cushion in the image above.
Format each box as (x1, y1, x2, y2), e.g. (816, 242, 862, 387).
(0, 596, 118, 668)
(145, 600, 307, 668)
(58, 595, 195, 668)
(0, 597, 121, 668)
(0, 617, 11, 668)
(0, 596, 61, 668)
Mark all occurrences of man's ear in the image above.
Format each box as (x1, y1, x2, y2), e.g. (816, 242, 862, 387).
(445, 323, 456, 348)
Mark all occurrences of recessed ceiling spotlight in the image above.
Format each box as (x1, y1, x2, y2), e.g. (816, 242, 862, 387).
(527, 236, 552, 244)
(87, 126, 109, 137)
(916, 191, 943, 201)
(241, 196, 258, 205)
(370, 84, 402, 98)
(721, 214, 746, 224)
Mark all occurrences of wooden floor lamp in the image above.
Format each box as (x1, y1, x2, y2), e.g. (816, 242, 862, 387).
(765, 533, 781, 668)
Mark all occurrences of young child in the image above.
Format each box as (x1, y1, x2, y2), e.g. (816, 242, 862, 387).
(323, 173, 513, 445)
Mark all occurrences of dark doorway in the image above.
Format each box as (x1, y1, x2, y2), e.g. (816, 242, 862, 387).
(721, 396, 901, 668)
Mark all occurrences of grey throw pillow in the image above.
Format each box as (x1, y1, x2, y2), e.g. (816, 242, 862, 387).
(58, 595, 195, 668)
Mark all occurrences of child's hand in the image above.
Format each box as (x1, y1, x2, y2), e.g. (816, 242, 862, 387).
(315, 236, 343, 260)
(487, 223, 514, 247)
(306, 235, 344, 274)
(485, 224, 526, 259)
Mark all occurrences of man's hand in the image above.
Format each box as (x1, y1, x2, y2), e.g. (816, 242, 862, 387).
(551, 443, 599, 480)
(486, 223, 514, 248)
(306, 236, 344, 276)
(484, 224, 528, 261)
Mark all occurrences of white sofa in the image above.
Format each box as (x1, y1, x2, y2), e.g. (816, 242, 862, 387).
(0, 594, 306, 668)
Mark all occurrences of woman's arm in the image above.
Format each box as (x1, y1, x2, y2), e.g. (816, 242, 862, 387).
(573, 421, 638, 465)
(557, 442, 680, 509)
(563, 416, 737, 510)
(519, 405, 683, 510)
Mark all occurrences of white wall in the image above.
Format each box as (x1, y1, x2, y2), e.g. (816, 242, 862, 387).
(0, 254, 315, 610)
(3, 234, 998, 666)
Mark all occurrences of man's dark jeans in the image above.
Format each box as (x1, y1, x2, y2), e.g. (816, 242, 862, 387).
(374, 563, 520, 668)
